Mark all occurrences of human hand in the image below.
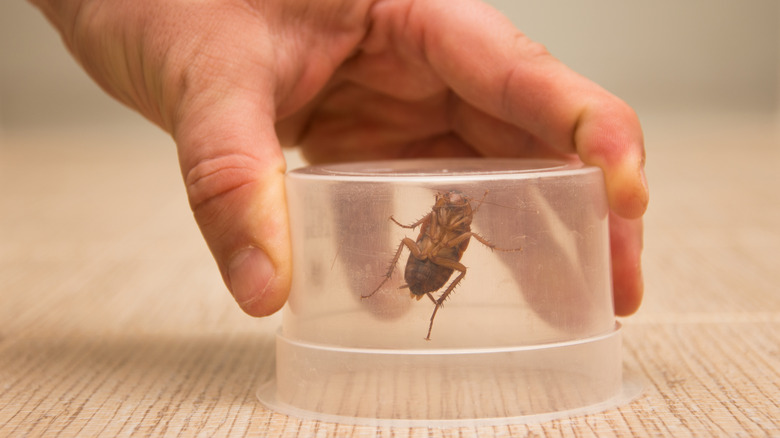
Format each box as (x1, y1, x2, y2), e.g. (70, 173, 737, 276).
(32, 0, 647, 316)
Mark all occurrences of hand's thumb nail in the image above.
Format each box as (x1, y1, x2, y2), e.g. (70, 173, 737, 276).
(228, 247, 274, 311)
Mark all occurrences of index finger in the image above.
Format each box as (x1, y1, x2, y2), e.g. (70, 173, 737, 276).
(412, 0, 648, 218)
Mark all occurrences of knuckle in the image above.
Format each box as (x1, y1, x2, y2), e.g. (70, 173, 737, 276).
(184, 153, 260, 219)
(500, 35, 552, 117)
(515, 33, 551, 60)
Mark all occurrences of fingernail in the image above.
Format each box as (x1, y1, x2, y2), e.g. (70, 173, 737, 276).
(632, 168, 650, 213)
(228, 247, 274, 311)
(639, 163, 649, 200)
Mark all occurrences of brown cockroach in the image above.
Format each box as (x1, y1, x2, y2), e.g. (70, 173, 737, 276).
(362, 190, 521, 340)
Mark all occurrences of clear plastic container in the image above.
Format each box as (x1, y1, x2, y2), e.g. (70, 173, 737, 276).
(257, 158, 637, 426)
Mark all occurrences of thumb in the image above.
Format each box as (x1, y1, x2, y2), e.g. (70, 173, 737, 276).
(174, 93, 291, 317)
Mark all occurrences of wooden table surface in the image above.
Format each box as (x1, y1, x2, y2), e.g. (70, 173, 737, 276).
(2, 112, 779, 437)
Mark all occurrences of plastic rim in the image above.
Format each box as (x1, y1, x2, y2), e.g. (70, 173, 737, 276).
(256, 324, 641, 427)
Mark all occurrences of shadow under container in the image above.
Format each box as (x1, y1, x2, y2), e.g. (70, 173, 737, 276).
(257, 158, 631, 426)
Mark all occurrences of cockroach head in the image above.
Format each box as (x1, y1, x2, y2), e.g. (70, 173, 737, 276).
(436, 190, 465, 204)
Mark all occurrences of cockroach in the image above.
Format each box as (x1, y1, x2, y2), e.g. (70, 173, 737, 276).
(362, 190, 521, 340)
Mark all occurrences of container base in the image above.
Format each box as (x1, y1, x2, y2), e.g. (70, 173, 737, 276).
(256, 323, 640, 426)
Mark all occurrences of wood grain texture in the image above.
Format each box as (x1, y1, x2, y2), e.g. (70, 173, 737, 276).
(1, 113, 779, 437)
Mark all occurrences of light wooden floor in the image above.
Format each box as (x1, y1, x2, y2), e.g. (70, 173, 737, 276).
(1, 112, 779, 437)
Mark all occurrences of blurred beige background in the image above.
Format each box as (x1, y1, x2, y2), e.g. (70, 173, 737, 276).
(1, 1, 778, 131)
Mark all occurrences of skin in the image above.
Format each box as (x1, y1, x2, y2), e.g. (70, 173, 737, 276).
(30, 0, 648, 317)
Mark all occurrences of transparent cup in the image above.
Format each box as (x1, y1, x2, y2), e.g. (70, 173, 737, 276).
(257, 158, 636, 426)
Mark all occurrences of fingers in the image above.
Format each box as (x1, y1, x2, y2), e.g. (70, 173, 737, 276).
(575, 104, 648, 219)
(449, 98, 571, 160)
(403, 0, 647, 315)
(174, 90, 292, 317)
(415, 0, 584, 148)
(298, 83, 570, 162)
(411, 0, 648, 218)
(609, 213, 644, 316)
